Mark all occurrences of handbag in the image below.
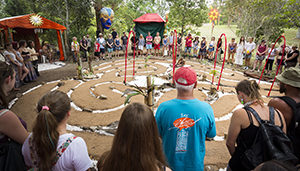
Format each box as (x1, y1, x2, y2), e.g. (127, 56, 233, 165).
(0, 138, 26, 171)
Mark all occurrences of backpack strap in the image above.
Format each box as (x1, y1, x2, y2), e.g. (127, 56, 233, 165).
(275, 109, 284, 129)
(244, 108, 254, 124)
(278, 96, 297, 111)
(244, 106, 263, 125)
(269, 106, 275, 124)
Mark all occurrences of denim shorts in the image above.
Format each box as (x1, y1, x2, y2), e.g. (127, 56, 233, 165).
(146, 44, 152, 49)
(185, 47, 192, 53)
(245, 53, 252, 59)
(107, 48, 113, 53)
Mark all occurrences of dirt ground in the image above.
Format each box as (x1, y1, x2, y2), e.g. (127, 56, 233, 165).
(9, 57, 280, 169)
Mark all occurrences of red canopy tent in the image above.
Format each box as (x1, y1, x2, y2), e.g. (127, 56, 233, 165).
(133, 13, 165, 23)
(0, 14, 66, 61)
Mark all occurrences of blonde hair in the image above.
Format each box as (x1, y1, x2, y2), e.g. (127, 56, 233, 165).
(235, 80, 264, 105)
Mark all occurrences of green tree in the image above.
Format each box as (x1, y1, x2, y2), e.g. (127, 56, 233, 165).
(3, 0, 31, 16)
(166, 0, 207, 35)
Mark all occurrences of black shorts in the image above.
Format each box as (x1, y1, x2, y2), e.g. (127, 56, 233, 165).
(94, 52, 100, 57)
(100, 49, 105, 54)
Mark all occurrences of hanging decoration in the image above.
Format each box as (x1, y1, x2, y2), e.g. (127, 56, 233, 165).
(100, 7, 114, 30)
(29, 15, 43, 27)
(208, 7, 220, 35)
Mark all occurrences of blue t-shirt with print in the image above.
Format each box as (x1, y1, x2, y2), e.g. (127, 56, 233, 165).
(155, 98, 216, 171)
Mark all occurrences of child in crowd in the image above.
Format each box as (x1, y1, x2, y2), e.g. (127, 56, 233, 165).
(235, 36, 245, 67)
(94, 40, 101, 60)
(199, 37, 207, 60)
(22, 90, 92, 170)
(114, 34, 121, 58)
(153, 32, 161, 57)
(146, 32, 153, 56)
(138, 34, 145, 57)
(208, 37, 216, 60)
(228, 38, 237, 64)
(265, 43, 276, 75)
(97, 103, 171, 171)
(252, 40, 268, 72)
(193, 36, 199, 58)
(107, 34, 114, 59)
(162, 35, 168, 57)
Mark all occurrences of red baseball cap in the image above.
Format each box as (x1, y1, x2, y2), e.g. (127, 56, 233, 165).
(174, 67, 197, 86)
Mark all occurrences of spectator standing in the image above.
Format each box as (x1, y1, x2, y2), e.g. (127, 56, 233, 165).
(208, 37, 216, 60)
(162, 35, 169, 57)
(252, 40, 268, 72)
(97, 103, 171, 171)
(121, 32, 128, 52)
(216, 38, 223, 61)
(138, 34, 145, 57)
(235, 37, 245, 67)
(193, 36, 199, 58)
(276, 45, 287, 74)
(146, 32, 153, 56)
(154, 32, 161, 57)
(41, 41, 52, 63)
(168, 31, 174, 57)
(94, 40, 100, 60)
(177, 33, 183, 57)
(80, 36, 88, 61)
(130, 32, 139, 57)
(265, 43, 276, 75)
(226, 80, 287, 171)
(155, 67, 216, 171)
(199, 37, 207, 60)
(111, 28, 117, 40)
(268, 67, 300, 159)
(27, 40, 40, 76)
(22, 90, 92, 170)
(184, 34, 193, 59)
(285, 45, 299, 68)
(244, 37, 256, 70)
(228, 38, 237, 64)
(71, 37, 80, 62)
(0, 62, 28, 170)
(86, 34, 92, 53)
(107, 34, 114, 59)
(97, 33, 106, 60)
(114, 34, 121, 58)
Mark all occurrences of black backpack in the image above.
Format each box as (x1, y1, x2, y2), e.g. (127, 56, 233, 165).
(240, 106, 298, 170)
(278, 96, 300, 159)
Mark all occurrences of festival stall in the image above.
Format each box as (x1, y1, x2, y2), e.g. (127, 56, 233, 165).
(0, 14, 67, 61)
(133, 13, 165, 40)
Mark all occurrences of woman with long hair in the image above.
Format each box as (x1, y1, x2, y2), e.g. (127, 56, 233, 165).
(0, 62, 28, 170)
(18, 40, 37, 82)
(97, 103, 171, 171)
(226, 80, 287, 171)
(234, 36, 245, 67)
(22, 90, 92, 171)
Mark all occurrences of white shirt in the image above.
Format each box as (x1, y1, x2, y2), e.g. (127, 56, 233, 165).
(97, 38, 106, 49)
(268, 49, 276, 60)
(22, 133, 92, 171)
(245, 42, 256, 53)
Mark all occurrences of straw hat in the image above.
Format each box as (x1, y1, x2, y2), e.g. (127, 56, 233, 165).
(276, 67, 300, 88)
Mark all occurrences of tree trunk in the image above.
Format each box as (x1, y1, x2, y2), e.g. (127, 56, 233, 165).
(64, 0, 70, 55)
(94, 1, 104, 36)
(296, 27, 300, 39)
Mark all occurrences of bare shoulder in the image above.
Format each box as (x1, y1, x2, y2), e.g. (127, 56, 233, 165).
(0, 110, 18, 120)
(232, 108, 247, 120)
(268, 97, 289, 109)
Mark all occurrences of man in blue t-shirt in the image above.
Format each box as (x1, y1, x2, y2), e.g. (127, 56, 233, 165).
(155, 67, 216, 171)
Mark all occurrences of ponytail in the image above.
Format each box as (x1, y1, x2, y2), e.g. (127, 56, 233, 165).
(32, 109, 59, 170)
(32, 90, 70, 170)
(236, 79, 264, 105)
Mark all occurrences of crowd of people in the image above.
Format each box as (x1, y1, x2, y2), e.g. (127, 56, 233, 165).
(79, 30, 299, 78)
(1, 56, 300, 170)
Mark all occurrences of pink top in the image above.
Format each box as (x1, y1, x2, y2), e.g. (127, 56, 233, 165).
(257, 44, 267, 56)
(146, 36, 153, 44)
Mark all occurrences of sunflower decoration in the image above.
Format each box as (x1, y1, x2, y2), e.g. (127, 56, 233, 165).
(208, 8, 220, 23)
(29, 15, 43, 27)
